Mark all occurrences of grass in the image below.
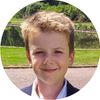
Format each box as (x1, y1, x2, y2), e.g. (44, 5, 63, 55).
(0, 46, 100, 68)
(74, 48, 100, 65)
(0, 47, 28, 67)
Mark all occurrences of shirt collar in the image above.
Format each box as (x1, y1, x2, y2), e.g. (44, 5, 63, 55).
(31, 79, 67, 99)
(31, 79, 39, 99)
(56, 79, 67, 99)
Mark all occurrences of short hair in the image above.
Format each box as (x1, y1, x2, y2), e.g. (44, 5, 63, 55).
(20, 11, 74, 53)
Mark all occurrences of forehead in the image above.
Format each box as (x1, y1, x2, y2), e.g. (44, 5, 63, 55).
(29, 31, 69, 49)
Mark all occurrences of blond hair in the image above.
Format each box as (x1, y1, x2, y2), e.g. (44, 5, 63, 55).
(20, 11, 75, 53)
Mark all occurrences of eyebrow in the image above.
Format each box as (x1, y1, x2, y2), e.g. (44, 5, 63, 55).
(54, 47, 65, 50)
(34, 47, 65, 50)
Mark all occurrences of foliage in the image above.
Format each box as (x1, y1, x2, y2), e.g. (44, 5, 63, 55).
(9, 18, 23, 25)
(74, 32, 99, 48)
(1, 26, 24, 46)
(13, 0, 90, 22)
(75, 22, 95, 30)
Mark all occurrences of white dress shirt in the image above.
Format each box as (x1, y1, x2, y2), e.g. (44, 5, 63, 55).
(31, 79, 67, 99)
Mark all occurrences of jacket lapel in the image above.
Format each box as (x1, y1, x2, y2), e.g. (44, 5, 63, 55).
(67, 81, 79, 97)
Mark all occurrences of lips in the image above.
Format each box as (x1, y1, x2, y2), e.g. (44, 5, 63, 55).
(40, 68, 58, 72)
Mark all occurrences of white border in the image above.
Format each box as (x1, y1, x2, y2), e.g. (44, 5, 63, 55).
(0, 0, 100, 100)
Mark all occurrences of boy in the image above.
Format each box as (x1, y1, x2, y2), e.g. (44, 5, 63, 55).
(20, 11, 79, 99)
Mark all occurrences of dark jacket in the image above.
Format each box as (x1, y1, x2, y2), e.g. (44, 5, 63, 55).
(21, 81, 79, 97)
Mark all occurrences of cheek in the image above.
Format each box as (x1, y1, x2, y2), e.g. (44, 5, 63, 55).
(58, 55, 69, 64)
(31, 57, 43, 68)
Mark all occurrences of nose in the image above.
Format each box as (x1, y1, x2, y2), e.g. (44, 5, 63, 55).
(43, 54, 54, 65)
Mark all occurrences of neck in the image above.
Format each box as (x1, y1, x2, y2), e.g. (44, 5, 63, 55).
(36, 79, 65, 99)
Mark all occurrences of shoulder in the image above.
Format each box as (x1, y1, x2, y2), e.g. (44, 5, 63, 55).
(21, 85, 32, 95)
(67, 81, 79, 97)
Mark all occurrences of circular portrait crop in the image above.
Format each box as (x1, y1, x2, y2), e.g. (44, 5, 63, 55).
(0, 0, 100, 99)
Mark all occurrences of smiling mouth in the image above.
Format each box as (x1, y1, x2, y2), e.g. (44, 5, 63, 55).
(40, 68, 58, 72)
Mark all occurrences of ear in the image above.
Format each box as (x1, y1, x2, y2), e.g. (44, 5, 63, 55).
(69, 51, 74, 66)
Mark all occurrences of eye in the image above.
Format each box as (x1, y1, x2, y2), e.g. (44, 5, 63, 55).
(54, 50, 63, 54)
(33, 51, 44, 55)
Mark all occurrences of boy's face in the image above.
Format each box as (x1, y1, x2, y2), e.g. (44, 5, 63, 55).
(28, 31, 74, 85)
